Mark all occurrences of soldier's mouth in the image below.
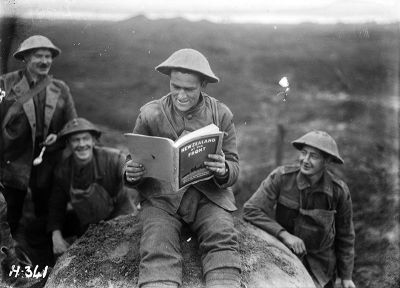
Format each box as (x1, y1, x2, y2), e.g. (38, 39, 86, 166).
(75, 146, 91, 152)
(177, 99, 189, 104)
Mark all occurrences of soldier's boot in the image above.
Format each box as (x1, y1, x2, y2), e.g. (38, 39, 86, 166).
(140, 281, 179, 288)
(205, 267, 241, 288)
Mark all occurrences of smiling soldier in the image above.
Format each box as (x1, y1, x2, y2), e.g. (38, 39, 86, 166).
(0, 35, 77, 243)
(243, 131, 356, 288)
(124, 49, 241, 288)
(47, 118, 134, 256)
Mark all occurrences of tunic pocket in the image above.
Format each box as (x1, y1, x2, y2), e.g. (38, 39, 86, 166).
(294, 208, 336, 253)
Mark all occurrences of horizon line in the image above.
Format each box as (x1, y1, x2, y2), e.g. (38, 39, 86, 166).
(1, 11, 399, 25)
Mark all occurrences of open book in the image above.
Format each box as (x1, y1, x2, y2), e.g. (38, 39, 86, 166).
(124, 124, 224, 191)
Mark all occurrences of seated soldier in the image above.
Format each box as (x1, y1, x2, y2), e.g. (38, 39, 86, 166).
(124, 49, 241, 288)
(243, 130, 356, 288)
(47, 118, 134, 256)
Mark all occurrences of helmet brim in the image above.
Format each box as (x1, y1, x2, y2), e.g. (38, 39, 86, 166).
(60, 129, 101, 141)
(292, 141, 344, 164)
(155, 66, 219, 83)
(13, 47, 61, 61)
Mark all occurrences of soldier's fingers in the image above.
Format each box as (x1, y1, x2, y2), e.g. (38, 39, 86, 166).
(126, 161, 143, 168)
(204, 161, 224, 169)
(300, 242, 306, 253)
(294, 242, 303, 254)
(125, 165, 145, 173)
(207, 154, 224, 162)
(126, 171, 145, 178)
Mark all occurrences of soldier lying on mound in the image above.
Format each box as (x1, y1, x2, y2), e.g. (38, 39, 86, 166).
(243, 130, 356, 288)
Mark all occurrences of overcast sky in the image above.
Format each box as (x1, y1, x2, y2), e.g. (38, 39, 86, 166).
(1, 0, 399, 23)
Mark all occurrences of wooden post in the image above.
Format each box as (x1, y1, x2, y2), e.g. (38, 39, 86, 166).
(275, 123, 285, 166)
(0, 17, 17, 74)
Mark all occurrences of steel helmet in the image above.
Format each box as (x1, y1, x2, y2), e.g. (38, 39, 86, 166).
(292, 130, 344, 164)
(59, 118, 101, 139)
(13, 35, 61, 60)
(155, 48, 219, 83)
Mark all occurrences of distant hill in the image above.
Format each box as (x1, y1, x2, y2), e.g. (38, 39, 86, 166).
(1, 16, 398, 130)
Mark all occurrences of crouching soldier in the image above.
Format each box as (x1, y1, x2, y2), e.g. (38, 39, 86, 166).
(243, 131, 356, 288)
(47, 118, 134, 256)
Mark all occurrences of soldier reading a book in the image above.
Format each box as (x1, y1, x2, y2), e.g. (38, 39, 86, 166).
(124, 49, 241, 288)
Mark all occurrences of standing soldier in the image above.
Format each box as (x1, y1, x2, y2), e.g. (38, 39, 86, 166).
(243, 131, 356, 288)
(124, 49, 241, 288)
(0, 35, 77, 239)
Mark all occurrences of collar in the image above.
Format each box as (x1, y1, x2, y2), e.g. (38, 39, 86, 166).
(24, 69, 35, 87)
(24, 69, 49, 88)
(296, 169, 334, 196)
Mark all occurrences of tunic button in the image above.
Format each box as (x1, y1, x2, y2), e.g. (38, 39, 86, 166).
(187, 114, 192, 120)
(6, 160, 10, 164)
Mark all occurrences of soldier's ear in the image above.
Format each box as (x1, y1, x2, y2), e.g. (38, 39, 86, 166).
(201, 80, 208, 89)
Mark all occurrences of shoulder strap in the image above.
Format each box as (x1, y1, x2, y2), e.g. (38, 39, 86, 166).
(332, 184, 339, 211)
(158, 95, 179, 140)
(16, 76, 51, 104)
(208, 96, 220, 129)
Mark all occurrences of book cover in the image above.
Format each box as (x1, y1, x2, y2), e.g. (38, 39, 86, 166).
(125, 124, 224, 191)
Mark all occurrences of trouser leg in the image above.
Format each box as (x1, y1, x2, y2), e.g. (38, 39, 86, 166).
(30, 186, 50, 218)
(26, 186, 53, 267)
(138, 203, 182, 287)
(190, 198, 241, 287)
(1, 186, 26, 236)
(140, 281, 179, 288)
(205, 268, 241, 288)
(24, 215, 54, 268)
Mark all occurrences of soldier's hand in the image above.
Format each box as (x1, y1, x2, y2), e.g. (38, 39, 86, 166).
(44, 133, 57, 146)
(125, 159, 145, 183)
(52, 230, 70, 255)
(278, 231, 307, 256)
(204, 152, 228, 177)
(342, 279, 356, 288)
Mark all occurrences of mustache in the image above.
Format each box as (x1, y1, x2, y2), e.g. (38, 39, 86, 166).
(73, 145, 91, 152)
(38, 63, 50, 69)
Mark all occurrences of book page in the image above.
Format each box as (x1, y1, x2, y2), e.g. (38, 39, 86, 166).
(124, 133, 175, 183)
(174, 123, 220, 147)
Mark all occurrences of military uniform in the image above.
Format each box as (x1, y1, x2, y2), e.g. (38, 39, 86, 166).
(0, 36, 77, 234)
(129, 93, 240, 286)
(243, 164, 355, 287)
(48, 145, 133, 234)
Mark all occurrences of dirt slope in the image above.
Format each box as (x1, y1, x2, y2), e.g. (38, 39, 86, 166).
(45, 214, 315, 288)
